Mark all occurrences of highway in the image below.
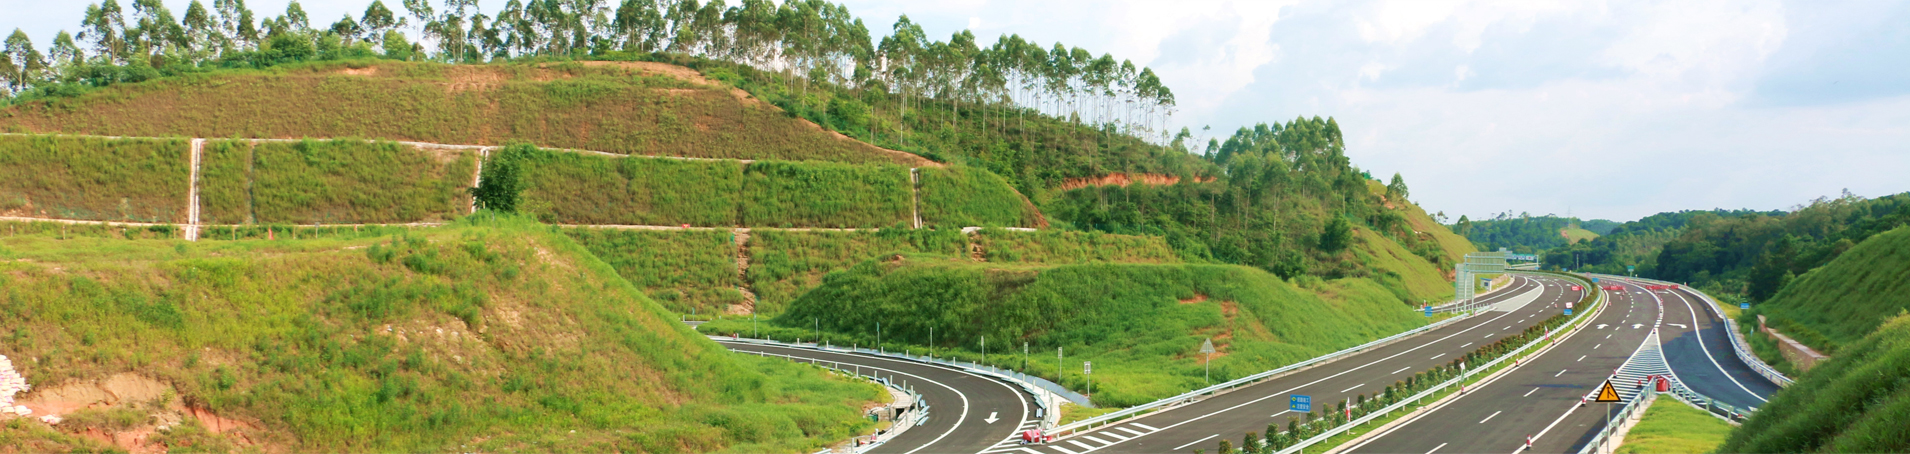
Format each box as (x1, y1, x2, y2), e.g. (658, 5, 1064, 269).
(1008, 274, 1583, 454)
(1656, 286, 1781, 410)
(716, 341, 1039, 454)
(1345, 279, 1654, 454)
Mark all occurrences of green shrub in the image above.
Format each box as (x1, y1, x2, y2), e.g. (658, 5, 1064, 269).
(919, 166, 1043, 228)
(741, 161, 912, 228)
(0, 134, 188, 222)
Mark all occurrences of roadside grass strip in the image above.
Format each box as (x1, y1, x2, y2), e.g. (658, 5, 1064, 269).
(1615, 398, 1733, 454)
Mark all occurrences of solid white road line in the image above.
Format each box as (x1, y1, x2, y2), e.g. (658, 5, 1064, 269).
(1524, 387, 1540, 397)
(1132, 423, 1161, 432)
(723, 343, 977, 454)
(1664, 289, 1770, 403)
(1173, 434, 1220, 451)
(1270, 409, 1293, 418)
(1426, 442, 1448, 454)
(1479, 410, 1502, 424)
(1341, 383, 1365, 393)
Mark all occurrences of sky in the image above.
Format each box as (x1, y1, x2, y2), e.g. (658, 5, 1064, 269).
(3, 0, 1906, 223)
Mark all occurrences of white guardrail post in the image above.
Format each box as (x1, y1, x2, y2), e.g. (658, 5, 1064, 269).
(1268, 272, 1605, 454)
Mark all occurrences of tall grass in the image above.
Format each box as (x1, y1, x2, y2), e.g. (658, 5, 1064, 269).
(1717, 313, 1910, 453)
(0, 134, 188, 222)
(918, 166, 1043, 228)
(0, 216, 883, 452)
(514, 148, 743, 226)
(741, 161, 913, 228)
(975, 228, 1182, 264)
(2, 61, 923, 165)
(196, 140, 254, 224)
(745, 229, 965, 314)
(562, 227, 744, 314)
(242, 139, 475, 224)
(712, 256, 1427, 406)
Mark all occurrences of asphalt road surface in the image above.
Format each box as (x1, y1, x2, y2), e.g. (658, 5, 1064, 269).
(1654, 285, 1781, 410)
(716, 341, 1039, 454)
(1011, 274, 1584, 454)
(1345, 279, 1655, 454)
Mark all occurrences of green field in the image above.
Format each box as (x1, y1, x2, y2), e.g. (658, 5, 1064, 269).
(1717, 313, 1910, 453)
(0, 215, 882, 452)
(197, 139, 477, 224)
(705, 256, 1429, 406)
(1, 61, 926, 166)
(0, 134, 189, 223)
(1746, 226, 1910, 353)
(918, 166, 1045, 228)
(562, 227, 744, 315)
(741, 161, 915, 229)
(1616, 399, 1733, 454)
(511, 146, 744, 226)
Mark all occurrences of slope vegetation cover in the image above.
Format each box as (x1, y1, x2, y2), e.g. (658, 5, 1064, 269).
(0, 61, 928, 166)
(918, 166, 1047, 228)
(197, 139, 478, 224)
(0, 217, 882, 452)
(704, 255, 1427, 406)
(0, 134, 189, 223)
(1717, 313, 1910, 453)
(1744, 225, 1910, 353)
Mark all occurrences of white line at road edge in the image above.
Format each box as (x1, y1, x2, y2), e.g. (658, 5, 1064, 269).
(718, 342, 999, 454)
(1173, 434, 1220, 451)
(1663, 288, 1769, 403)
(1084, 276, 1560, 449)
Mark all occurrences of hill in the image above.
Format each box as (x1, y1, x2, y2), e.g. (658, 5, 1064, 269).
(0, 60, 931, 166)
(1715, 313, 1910, 453)
(1746, 225, 1910, 353)
(699, 254, 1429, 406)
(0, 217, 883, 453)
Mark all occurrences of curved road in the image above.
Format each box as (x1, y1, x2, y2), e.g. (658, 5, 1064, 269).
(1654, 285, 1781, 410)
(716, 341, 1039, 454)
(1006, 274, 1584, 454)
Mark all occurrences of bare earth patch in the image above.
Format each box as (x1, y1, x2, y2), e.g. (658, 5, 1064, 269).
(13, 372, 264, 452)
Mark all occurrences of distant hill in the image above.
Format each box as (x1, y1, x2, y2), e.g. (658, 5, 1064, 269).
(1750, 225, 1910, 353)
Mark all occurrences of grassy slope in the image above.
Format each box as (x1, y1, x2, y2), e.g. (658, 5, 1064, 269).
(918, 166, 1046, 228)
(1752, 225, 1910, 352)
(1717, 313, 1910, 453)
(0, 134, 189, 223)
(741, 161, 914, 229)
(708, 255, 1427, 406)
(563, 228, 744, 315)
(199, 139, 477, 224)
(513, 147, 744, 226)
(1562, 227, 1599, 244)
(745, 229, 967, 315)
(1349, 227, 1454, 303)
(976, 229, 1182, 264)
(1615, 399, 1733, 454)
(0, 61, 926, 166)
(1375, 180, 1476, 267)
(0, 217, 880, 453)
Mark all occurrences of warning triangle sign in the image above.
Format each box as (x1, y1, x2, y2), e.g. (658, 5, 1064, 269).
(1593, 381, 1623, 403)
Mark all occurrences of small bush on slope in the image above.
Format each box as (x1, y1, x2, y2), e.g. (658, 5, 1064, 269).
(0, 215, 880, 452)
(0, 134, 188, 222)
(715, 255, 1425, 406)
(1717, 313, 1910, 453)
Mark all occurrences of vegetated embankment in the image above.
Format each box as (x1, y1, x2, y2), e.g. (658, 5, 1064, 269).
(1715, 312, 1910, 453)
(198, 138, 477, 224)
(702, 254, 1428, 406)
(0, 61, 930, 166)
(0, 134, 189, 223)
(0, 217, 883, 453)
(1742, 225, 1910, 355)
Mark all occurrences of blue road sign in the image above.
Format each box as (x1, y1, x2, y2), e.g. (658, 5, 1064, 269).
(1424, 305, 1433, 317)
(1290, 395, 1311, 412)
(1741, 303, 1750, 310)
(1565, 308, 1574, 316)
(1591, 277, 1600, 283)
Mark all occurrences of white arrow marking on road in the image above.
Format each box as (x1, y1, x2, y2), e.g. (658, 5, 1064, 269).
(985, 412, 998, 424)
(1668, 323, 1688, 329)
(1633, 324, 1645, 329)
(1596, 324, 1609, 329)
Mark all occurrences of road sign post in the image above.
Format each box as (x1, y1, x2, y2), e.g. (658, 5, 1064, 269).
(1289, 395, 1311, 413)
(1594, 380, 1623, 452)
(1084, 361, 1093, 401)
(1201, 338, 1217, 385)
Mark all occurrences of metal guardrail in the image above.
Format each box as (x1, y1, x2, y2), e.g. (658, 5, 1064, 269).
(1590, 274, 1793, 387)
(716, 336, 1055, 427)
(1048, 308, 1481, 437)
(1272, 272, 1606, 454)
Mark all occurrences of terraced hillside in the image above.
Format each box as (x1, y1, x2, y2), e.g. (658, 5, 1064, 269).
(0, 217, 884, 452)
(0, 61, 930, 166)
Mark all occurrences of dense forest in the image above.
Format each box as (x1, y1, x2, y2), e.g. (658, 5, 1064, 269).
(1650, 192, 1909, 302)
(1535, 209, 1777, 275)
(1454, 213, 1587, 253)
